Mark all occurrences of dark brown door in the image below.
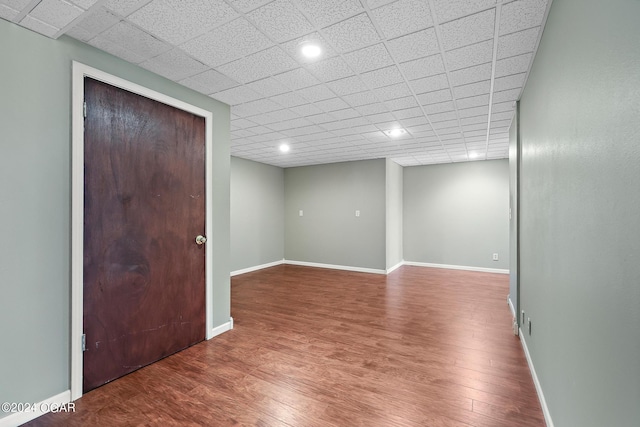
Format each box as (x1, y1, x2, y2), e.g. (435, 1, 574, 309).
(83, 77, 206, 392)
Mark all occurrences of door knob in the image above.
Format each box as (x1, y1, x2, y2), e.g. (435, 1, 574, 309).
(195, 235, 207, 245)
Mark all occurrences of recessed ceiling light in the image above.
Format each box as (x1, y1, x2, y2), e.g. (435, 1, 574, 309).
(279, 143, 290, 153)
(385, 128, 407, 138)
(300, 42, 322, 59)
(468, 152, 479, 159)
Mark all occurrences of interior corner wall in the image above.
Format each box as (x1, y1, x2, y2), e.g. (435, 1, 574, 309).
(284, 159, 386, 270)
(403, 160, 509, 270)
(0, 20, 230, 415)
(508, 109, 519, 318)
(230, 157, 284, 272)
(517, 0, 640, 425)
(385, 159, 403, 269)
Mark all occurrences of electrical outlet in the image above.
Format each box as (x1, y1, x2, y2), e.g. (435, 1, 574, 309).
(355, 210, 360, 217)
(299, 210, 303, 217)
(492, 253, 499, 261)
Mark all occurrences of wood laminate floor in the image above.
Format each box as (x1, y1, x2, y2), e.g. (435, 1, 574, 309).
(26, 265, 545, 426)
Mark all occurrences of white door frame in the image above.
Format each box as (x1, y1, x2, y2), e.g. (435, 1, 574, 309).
(70, 62, 214, 401)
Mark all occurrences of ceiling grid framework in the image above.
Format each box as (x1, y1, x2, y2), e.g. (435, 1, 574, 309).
(0, 0, 552, 168)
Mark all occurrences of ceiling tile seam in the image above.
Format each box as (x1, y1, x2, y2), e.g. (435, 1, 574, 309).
(433, 2, 503, 27)
(13, 0, 41, 24)
(290, 0, 407, 146)
(53, 0, 110, 40)
(483, 1, 504, 158)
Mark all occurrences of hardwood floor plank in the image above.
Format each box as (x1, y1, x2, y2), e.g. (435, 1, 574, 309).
(25, 265, 544, 426)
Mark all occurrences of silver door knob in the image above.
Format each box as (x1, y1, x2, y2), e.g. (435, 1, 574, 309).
(195, 235, 207, 245)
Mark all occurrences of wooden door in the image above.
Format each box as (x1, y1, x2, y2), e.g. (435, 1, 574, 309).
(83, 78, 206, 392)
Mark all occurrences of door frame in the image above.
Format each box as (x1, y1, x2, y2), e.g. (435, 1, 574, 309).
(70, 62, 214, 401)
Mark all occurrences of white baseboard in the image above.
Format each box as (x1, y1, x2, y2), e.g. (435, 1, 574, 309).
(519, 330, 554, 427)
(284, 260, 386, 275)
(0, 390, 71, 427)
(403, 261, 509, 275)
(230, 259, 284, 276)
(386, 261, 404, 274)
(508, 296, 516, 318)
(209, 317, 234, 339)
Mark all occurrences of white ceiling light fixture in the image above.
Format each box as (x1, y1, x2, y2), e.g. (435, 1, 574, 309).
(279, 143, 290, 153)
(300, 42, 322, 59)
(468, 152, 479, 159)
(385, 128, 407, 138)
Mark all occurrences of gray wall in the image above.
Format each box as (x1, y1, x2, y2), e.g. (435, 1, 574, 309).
(230, 157, 284, 272)
(284, 159, 386, 270)
(404, 160, 509, 270)
(518, 0, 640, 425)
(385, 159, 403, 269)
(0, 20, 230, 413)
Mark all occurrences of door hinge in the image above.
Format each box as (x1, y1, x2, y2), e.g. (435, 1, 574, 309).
(83, 101, 87, 118)
(81, 334, 86, 352)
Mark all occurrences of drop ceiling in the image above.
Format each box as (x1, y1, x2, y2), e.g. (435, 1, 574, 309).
(0, 0, 551, 168)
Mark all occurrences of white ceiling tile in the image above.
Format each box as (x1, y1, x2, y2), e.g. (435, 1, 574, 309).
(139, 48, 208, 81)
(92, 21, 170, 61)
(326, 76, 368, 96)
(240, 98, 282, 115)
(246, 113, 280, 125)
(343, 43, 394, 74)
(231, 118, 258, 129)
(70, 0, 98, 9)
(455, 94, 489, 109)
(497, 27, 539, 59)
(491, 110, 516, 122)
(268, 117, 312, 131)
(500, 0, 547, 36)
(306, 113, 339, 124)
(290, 103, 324, 116)
(267, 109, 300, 122)
(181, 69, 239, 94)
(445, 39, 493, 71)
(322, 13, 381, 53)
(211, 85, 262, 105)
(217, 46, 298, 83)
(492, 87, 521, 103)
(394, 107, 423, 120)
(343, 90, 379, 107)
(1, 0, 30, 12)
(449, 62, 492, 86)
(439, 9, 495, 51)
(296, 0, 363, 28)
(280, 32, 337, 64)
(429, 110, 457, 123)
(64, 25, 93, 41)
(88, 36, 142, 63)
(384, 96, 418, 110)
(270, 91, 309, 108)
(315, 97, 350, 112)
(360, 65, 404, 89)
(453, 80, 490, 98)
(491, 101, 516, 113)
(306, 56, 354, 82)
(273, 68, 320, 90)
(27, 0, 83, 30)
(460, 114, 488, 125)
(387, 28, 439, 63)
(401, 116, 428, 127)
(366, 112, 396, 124)
(283, 125, 326, 137)
(296, 84, 336, 102)
(103, 0, 150, 16)
(247, 0, 314, 42)
(409, 74, 449, 94)
(245, 76, 290, 97)
(330, 107, 361, 118)
(423, 101, 454, 114)
(493, 72, 526, 92)
(462, 123, 487, 132)
(370, 0, 432, 39)
(355, 102, 389, 116)
(180, 18, 272, 68)
(75, 7, 120, 34)
(458, 105, 489, 118)
(0, 4, 19, 21)
(417, 88, 452, 105)
(19, 15, 58, 37)
(374, 83, 413, 101)
(431, 0, 495, 23)
(495, 53, 532, 78)
(399, 54, 446, 80)
(128, 0, 237, 45)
